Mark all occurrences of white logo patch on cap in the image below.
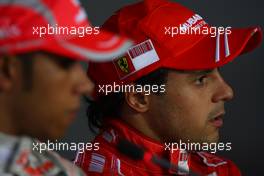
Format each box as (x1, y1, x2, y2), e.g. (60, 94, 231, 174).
(128, 39, 160, 71)
(113, 39, 160, 80)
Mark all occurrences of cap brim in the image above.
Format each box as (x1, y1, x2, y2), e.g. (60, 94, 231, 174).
(0, 30, 133, 62)
(163, 27, 262, 70)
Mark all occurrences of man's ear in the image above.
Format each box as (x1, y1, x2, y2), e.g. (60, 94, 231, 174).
(0, 56, 17, 92)
(124, 85, 150, 113)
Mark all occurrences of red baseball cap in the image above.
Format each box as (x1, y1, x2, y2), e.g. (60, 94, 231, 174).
(88, 0, 262, 89)
(0, 0, 133, 62)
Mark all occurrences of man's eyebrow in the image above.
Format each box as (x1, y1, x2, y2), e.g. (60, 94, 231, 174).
(193, 69, 214, 75)
(175, 69, 214, 75)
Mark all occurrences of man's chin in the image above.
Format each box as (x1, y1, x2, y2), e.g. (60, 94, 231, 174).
(204, 132, 220, 144)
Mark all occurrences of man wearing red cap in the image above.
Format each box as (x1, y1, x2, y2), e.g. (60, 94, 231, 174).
(75, 0, 262, 175)
(0, 0, 132, 175)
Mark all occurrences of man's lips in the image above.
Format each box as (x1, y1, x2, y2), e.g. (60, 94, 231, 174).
(209, 112, 225, 128)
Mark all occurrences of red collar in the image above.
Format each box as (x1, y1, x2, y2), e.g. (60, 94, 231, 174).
(97, 119, 230, 175)
(108, 119, 165, 154)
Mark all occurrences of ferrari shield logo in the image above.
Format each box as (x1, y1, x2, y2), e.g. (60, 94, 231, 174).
(117, 57, 129, 73)
(113, 55, 136, 79)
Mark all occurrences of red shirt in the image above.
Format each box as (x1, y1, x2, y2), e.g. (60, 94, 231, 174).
(74, 119, 241, 176)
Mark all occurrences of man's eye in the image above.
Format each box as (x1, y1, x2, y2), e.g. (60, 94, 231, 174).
(195, 75, 208, 85)
(55, 58, 76, 69)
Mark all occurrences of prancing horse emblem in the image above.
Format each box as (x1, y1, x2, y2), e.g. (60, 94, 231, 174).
(117, 57, 129, 73)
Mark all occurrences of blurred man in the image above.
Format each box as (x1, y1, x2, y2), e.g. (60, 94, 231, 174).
(75, 0, 262, 175)
(0, 0, 132, 175)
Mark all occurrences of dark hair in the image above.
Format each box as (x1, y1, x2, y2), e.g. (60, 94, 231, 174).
(86, 68, 170, 133)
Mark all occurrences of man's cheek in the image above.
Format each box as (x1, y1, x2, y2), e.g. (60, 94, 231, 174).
(190, 108, 208, 124)
(185, 115, 205, 137)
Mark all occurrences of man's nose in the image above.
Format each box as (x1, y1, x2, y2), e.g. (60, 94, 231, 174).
(72, 63, 94, 97)
(212, 77, 234, 103)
